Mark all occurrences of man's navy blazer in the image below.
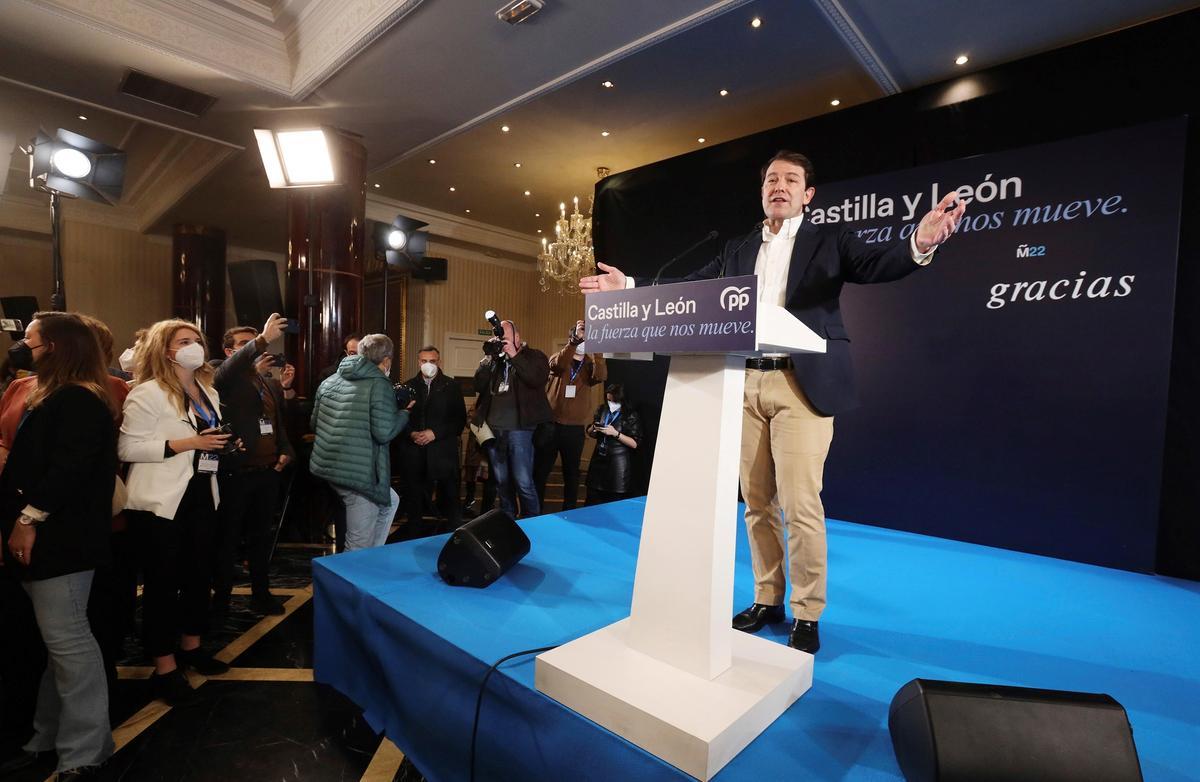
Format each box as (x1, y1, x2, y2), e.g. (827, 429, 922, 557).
(641, 219, 927, 416)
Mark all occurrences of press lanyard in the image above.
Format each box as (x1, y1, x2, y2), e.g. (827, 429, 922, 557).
(602, 408, 621, 427)
(190, 393, 218, 430)
(569, 358, 583, 382)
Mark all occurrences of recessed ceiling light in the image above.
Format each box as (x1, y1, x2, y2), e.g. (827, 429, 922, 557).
(830, 99, 841, 106)
(373, 183, 381, 188)
(719, 89, 729, 97)
(523, 190, 531, 196)
(955, 54, 969, 65)
(535, 212, 540, 217)
(697, 137, 706, 143)
(501, 125, 510, 132)
(601, 80, 614, 88)
(600, 130, 610, 137)
(449, 186, 456, 192)
(465, 209, 471, 213)
(428, 159, 436, 164)
(750, 17, 762, 28)
(514, 162, 522, 168)
(77, 115, 87, 120)
(537, 229, 542, 233)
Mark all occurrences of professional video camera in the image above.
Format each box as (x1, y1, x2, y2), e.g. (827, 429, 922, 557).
(393, 382, 419, 408)
(482, 309, 506, 357)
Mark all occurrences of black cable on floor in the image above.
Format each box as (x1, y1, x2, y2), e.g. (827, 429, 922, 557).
(469, 645, 560, 782)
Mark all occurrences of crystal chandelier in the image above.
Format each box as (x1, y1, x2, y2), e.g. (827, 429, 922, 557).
(538, 195, 593, 294)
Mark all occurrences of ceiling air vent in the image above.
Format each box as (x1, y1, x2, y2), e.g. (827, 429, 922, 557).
(496, 0, 543, 25)
(118, 70, 217, 117)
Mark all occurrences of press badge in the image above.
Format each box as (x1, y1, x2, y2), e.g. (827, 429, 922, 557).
(198, 453, 219, 473)
(259, 418, 274, 435)
(564, 385, 577, 398)
(497, 381, 510, 394)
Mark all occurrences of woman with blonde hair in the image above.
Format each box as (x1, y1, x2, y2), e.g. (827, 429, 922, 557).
(0, 312, 117, 778)
(119, 320, 233, 705)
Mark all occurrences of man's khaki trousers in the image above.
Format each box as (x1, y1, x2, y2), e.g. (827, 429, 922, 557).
(739, 368, 834, 621)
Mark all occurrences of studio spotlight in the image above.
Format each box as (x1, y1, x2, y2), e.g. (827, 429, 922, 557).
(253, 127, 338, 188)
(24, 128, 127, 311)
(27, 128, 126, 205)
(373, 215, 429, 268)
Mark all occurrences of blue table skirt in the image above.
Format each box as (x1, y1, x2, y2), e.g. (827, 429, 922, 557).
(314, 498, 1200, 781)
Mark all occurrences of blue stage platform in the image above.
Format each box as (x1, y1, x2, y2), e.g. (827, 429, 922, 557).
(313, 499, 1200, 781)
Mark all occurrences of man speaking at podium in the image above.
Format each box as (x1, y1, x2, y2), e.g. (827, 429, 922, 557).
(580, 150, 965, 653)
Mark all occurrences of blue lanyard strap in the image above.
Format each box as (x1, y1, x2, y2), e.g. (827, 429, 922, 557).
(603, 409, 621, 427)
(190, 394, 218, 430)
(569, 358, 583, 382)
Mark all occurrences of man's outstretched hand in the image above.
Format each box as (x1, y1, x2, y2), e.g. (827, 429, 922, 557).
(578, 262, 628, 293)
(914, 192, 968, 254)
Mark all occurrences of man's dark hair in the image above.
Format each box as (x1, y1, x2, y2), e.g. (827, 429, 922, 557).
(223, 326, 258, 350)
(342, 333, 363, 353)
(418, 345, 440, 356)
(760, 150, 815, 186)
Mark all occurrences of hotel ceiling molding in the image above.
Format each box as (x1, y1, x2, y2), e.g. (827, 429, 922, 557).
(810, 0, 900, 94)
(377, 0, 756, 169)
(0, 75, 245, 150)
(366, 193, 539, 260)
(23, 0, 426, 99)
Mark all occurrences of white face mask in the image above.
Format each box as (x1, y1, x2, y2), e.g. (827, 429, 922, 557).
(118, 347, 136, 372)
(607, 400, 622, 413)
(420, 361, 438, 379)
(172, 342, 205, 371)
(575, 342, 586, 355)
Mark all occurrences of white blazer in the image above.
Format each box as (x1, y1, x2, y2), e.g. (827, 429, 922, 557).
(119, 378, 222, 520)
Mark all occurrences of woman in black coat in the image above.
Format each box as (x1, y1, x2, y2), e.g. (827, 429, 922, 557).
(1, 312, 117, 777)
(585, 384, 642, 505)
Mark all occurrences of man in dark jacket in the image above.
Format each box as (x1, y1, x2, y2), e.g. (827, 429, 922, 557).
(473, 320, 551, 518)
(397, 346, 466, 538)
(579, 150, 966, 653)
(211, 313, 294, 616)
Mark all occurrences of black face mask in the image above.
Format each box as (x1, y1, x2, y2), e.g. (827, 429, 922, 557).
(7, 341, 35, 372)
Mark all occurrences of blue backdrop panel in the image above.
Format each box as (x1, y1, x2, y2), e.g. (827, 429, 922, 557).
(312, 501, 1200, 781)
(816, 119, 1185, 573)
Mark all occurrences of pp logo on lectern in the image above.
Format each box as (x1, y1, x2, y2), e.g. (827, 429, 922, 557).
(719, 285, 751, 312)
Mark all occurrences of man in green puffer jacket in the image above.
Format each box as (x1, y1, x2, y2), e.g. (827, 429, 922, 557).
(310, 334, 413, 551)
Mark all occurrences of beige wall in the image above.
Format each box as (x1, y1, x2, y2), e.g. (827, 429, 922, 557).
(1, 223, 171, 357)
(410, 240, 584, 380)
(0, 234, 53, 352)
(3, 222, 584, 392)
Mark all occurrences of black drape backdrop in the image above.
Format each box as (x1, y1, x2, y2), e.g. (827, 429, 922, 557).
(592, 9, 1200, 579)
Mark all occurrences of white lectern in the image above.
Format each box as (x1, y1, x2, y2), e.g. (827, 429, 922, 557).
(536, 277, 826, 780)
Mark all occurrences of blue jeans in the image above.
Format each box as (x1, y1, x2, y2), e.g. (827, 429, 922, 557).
(335, 486, 400, 551)
(23, 570, 114, 772)
(490, 428, 540, 518)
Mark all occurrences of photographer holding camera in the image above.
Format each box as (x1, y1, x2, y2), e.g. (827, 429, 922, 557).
(209, 315, 295, 617)
(534, 319, 607, 512)
(473, 317, 552, 518)
(310, 334, 413, 551)
(119, 319, 235, 704)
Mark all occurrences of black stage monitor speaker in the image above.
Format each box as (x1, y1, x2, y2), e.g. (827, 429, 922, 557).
(888, 679, 1142, 782)
(228, 260, 284, 329)
(437, 509, 530, 587)
(413, 257, 447, 281)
